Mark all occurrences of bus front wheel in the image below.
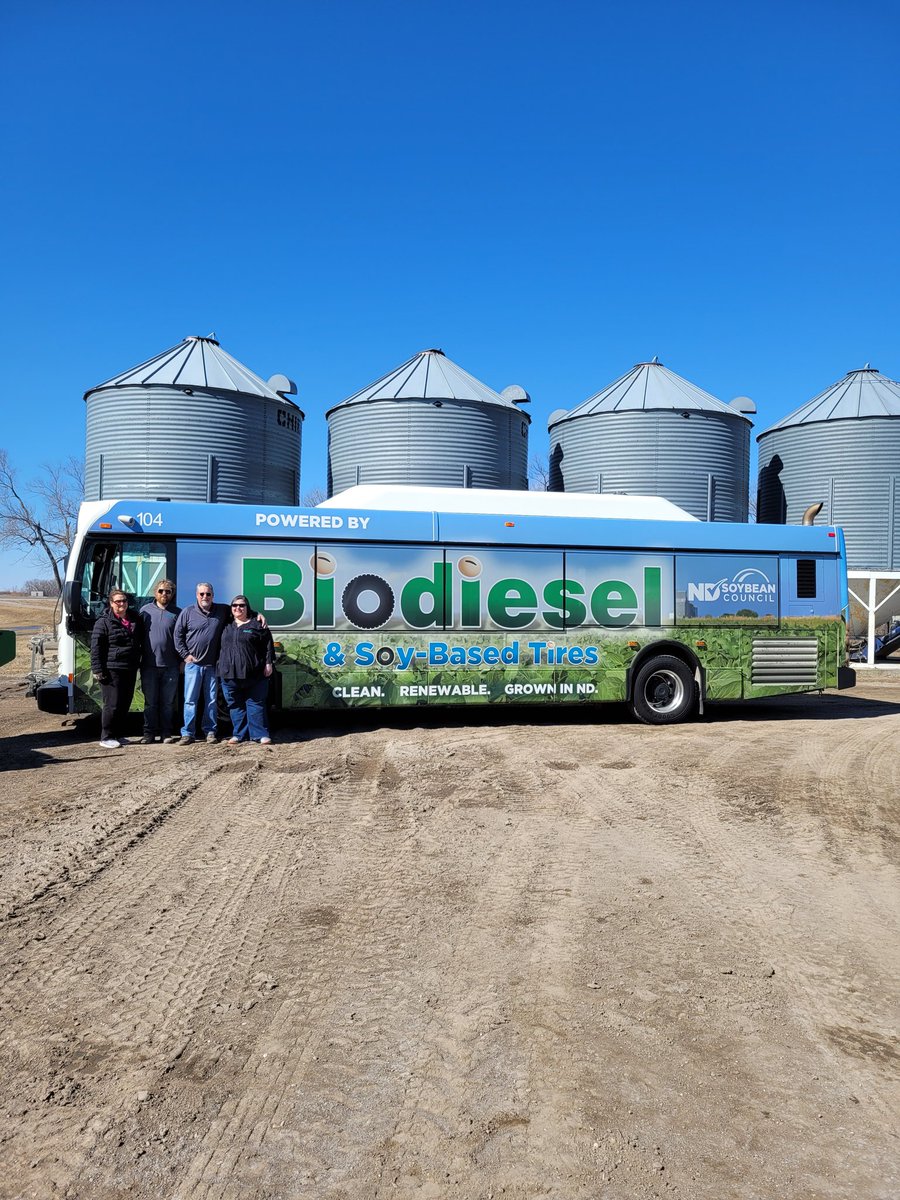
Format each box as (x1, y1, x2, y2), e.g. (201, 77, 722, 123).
(631, 655, 697, 726)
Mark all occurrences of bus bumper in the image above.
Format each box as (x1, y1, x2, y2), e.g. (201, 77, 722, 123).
(36, 679, 73, 714)
(837, 666, 856, 690)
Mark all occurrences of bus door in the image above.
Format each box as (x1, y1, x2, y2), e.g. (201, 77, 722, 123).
(66, 537, 175, 708)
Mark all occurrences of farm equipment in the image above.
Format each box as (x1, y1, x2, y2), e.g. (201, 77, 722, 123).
(849, 619, 900, 663)
(25, 633, 59, 696)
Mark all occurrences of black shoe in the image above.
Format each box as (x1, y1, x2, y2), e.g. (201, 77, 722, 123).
(140, 735, 155, 744)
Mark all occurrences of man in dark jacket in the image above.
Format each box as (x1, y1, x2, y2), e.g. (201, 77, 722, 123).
(173, 582, 229, 745)
(174, 583, 269, 745)
(139, 579, 181, 744)
(90, 589, 143, 749)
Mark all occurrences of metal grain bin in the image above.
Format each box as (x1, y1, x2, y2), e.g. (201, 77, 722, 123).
(84, 335, 302, 504)
(326, 349, 530, 496)
(548, 359, 753, 521)
(757, 365, 900, 569)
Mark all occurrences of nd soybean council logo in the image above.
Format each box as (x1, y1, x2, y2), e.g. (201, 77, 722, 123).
(686, 567, 776, 604)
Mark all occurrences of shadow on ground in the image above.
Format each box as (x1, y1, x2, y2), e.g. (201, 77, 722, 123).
(3, 689, 898, 770)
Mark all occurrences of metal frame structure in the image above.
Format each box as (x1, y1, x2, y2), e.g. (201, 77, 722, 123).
(848, 570, 900, 669)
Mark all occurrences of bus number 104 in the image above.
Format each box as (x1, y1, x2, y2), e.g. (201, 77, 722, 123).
(136, 512, 164, 527)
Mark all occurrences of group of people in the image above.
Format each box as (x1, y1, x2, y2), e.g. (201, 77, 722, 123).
(89, 581, 275, 750)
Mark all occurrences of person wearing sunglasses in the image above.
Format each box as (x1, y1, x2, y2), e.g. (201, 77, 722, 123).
(90, 588, 144, 749)
(173, 584, 270, 745)
(138, 579, 181, 744)
(217, 595, 275, 745)
(173, 582, 230, 745)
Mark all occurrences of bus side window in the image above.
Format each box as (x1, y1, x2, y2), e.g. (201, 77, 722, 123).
(797, 559, 817, 599)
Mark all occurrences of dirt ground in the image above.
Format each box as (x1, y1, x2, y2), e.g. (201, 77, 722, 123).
(0, 598, 898, 1200)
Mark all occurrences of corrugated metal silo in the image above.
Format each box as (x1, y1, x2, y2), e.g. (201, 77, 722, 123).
(548, 358, 753, 521)
(757, 365, 900, 568)
(84, 335, 302, 504)
(326, 349, 530, 496)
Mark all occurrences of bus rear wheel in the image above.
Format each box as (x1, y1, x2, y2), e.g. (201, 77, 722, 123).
(631, 655, 697, 725)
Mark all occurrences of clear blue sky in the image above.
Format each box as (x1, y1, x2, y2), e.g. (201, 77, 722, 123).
(1, 0, 898, 586)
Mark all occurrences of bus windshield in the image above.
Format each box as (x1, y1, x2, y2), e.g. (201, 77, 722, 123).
(73, 539, 172, 622)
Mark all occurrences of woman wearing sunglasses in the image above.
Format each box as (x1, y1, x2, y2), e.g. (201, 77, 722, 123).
(90, 588, 144, 749)
(216, 595, 276, 745)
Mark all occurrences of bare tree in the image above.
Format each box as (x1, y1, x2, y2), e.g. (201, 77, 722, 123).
(302, 486, 326, 507)
(0, 450, 83, 592)
(528, 454, 551, 491)
(22, 577, 61, 596)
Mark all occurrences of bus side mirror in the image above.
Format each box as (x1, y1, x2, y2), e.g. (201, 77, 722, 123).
(63, 580, 81, 618)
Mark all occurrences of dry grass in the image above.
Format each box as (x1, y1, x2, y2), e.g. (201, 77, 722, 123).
(0, 594, 59, 677)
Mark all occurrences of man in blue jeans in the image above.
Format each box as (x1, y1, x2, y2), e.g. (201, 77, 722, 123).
(139, 579, 181, 743)
(173, 582, 230, 745)
(174, 582, 268, 745)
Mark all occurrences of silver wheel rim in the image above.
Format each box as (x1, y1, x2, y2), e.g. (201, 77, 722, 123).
(643, 668, 685, 715)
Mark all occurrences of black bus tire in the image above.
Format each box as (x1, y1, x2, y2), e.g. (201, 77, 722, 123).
(631, 655, 697, 726)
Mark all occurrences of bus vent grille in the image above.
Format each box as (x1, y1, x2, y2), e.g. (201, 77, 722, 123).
(751, 638, 819, 686)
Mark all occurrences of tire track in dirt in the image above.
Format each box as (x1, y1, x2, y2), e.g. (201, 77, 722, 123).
(689, 716, 900, 1075)
(517, 734, 754, 1194)
(2, 695, 898, 1200)
(537, 716, 897, 1020)
(337, 733, 676, 1196)
(0, 759, 213, 929)
(0, 754, 324, 1195)
(364, 753, 573, 1196)
(172, 736, 613, 1198)
(171, 739, 428, 1198)
(170, 739, 434, 1195)
(504, 722, 898, 1195)
(90, 763, 311, 1045)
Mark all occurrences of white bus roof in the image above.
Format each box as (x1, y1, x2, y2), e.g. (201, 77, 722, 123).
(318, 485, 698, 522)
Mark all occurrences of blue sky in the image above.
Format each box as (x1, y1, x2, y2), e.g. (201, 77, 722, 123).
(1, 0, 898, 586)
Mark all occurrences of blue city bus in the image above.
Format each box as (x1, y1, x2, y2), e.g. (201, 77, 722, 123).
(37, 487, 855, 725)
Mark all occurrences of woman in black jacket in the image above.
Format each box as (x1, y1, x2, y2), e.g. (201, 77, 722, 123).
(90, 589, 143, 749)
(217, 595, 275, 745)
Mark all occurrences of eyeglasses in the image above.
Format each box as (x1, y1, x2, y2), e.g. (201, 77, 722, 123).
(157, 588, 173, 594)
(231, 603, 247, 609)
(111, 598, 128, 605)
(197, 591, 213, 597)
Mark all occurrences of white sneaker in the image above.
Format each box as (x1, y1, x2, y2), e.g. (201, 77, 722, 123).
(258, 737, 272, 745)
(99, 739, 120, 749)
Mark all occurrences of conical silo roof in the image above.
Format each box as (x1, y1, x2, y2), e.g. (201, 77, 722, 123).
(759, 365, 900, 435)
(549, 358, 748, 427)
(328, 348, 525, 415)
(84, 334, 298, 405)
